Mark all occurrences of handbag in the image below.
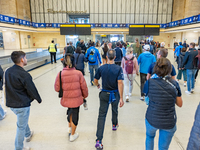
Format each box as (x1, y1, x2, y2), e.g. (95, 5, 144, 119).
(58, 71, 63, 98)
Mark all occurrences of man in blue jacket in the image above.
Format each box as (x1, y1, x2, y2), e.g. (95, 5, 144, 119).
(114, 42, 123, 66)
(138, 45, 156, 100)
(183, 42, 198, 94)
(85, 41, 102, 85)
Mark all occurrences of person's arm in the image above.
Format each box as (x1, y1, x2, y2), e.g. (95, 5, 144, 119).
(176, 97, 183, 107)
(153, 55, 156, 62)
(48, 46, 50, 51)
(147, 73, 151, 80)
(121, 57, 124, 69)
(182, 52, 189, 66)
(55, 45, 57, 52)
(79, 73, 88, 99)
(24, 75, 42, 103)
(0, 66, 3, 81)
(118, 80, 124, 108)
(137, 55, 141, 65)
(97, 50, 102, 64)
(134, 58, 139, 75)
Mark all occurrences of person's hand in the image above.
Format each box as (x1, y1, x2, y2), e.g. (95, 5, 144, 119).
(119, 98, 124, 107)
(136, 73, 139, 76)
(179, 68, 181, 70)
(97, 84, 101, 89)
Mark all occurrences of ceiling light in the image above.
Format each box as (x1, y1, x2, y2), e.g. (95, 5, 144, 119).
(2, 30, 6, 31)
(194, 31, 198, 32)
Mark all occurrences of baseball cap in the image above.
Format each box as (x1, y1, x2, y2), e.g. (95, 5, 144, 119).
(144, 45, 150, 50)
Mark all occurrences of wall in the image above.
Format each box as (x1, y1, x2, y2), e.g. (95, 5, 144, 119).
(153, 33, 171, 48)
(16, 0, 31, 21)
(2, 30, 20, 50)
(172, 0, 200, 21)
(0, 0, 31, 21)
(30, 0, 173, 24)
(32, 33, 66, 49)
(182, 32, 199, 44)
(0, 0, 17, 17)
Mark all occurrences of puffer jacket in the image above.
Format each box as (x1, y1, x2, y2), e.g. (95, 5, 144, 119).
(187, 103, 200, 150)
(54, 67, 88, 108)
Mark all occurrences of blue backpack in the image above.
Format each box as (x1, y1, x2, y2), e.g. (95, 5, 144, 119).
(88, 49, 96, 63)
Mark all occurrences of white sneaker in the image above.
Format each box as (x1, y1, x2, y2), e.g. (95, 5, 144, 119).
(26, 131, 34, 142)
(184, 83, 186, 87)
(69, 133, 79, 142)
(191, 89, 194, 93)
(129, 93, 132, 97)
(126, 96, 129, 102)
(140, 96, 144, 101)
(185, 91, 191, 95)
(23, 147, 30, 150)
(2, 111, 7, 120)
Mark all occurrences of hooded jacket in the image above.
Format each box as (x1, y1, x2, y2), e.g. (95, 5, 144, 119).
(178, 52, 186, 69)
(137, 51, 156, 74)
(183, 48, 198, 69)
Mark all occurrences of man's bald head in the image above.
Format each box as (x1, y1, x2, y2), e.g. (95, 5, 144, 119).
(107, 50, 116, 60)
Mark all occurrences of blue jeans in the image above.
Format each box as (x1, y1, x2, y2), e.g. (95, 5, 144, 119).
(11, 107, 31, 150)
(177, 69, 187, 81)
(0, 104, 5, 120)
(187, 69, 196, 92)
(145, 119, 176, 150)
(89, 65, 98, 85)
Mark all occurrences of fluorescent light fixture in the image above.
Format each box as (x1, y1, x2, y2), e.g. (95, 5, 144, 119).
(164, 27, 200, 33)
(194, 31, 198, 32)
(2, 30, 6, 31)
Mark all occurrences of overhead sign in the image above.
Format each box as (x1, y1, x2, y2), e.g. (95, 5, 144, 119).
(129, 25, 145, 35)
(145, 25, 160, 35)
(76, 24, 91, 35)
(60, 24, 76, 35)
(0, 14, 15, 24)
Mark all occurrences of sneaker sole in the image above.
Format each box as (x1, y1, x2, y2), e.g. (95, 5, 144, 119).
(26, 132, 34, 142)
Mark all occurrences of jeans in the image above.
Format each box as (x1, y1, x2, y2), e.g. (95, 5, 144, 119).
(124, 74, 136, 96)
(177, 69, 187, 81)
(50, 52, 56, 63)
(0, 104, 5, 120)
(10, 107, 31, 150)
(96, 91, 120, 141)
(187, 69, 196, 92)
(140, 73, 147, 96)
(89, 65, 98, 85)
(145, 119, 176, 150)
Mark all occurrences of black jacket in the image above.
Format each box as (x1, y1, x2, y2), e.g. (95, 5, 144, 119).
(0, 65, 3, 90)
(66, 46, 75, 54)
(80, 43, 87, 55)
(178, 52, 186, 69)
(5, 65, 42, 108)
(187, 103, 200, 150)
(183, 48, 198, 69)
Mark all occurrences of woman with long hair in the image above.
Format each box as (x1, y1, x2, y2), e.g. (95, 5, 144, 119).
(54, 54, 88, 142)
(144, 57, 182, 150)
(102, 43, 108, 64)
(132, 38, 143, 57)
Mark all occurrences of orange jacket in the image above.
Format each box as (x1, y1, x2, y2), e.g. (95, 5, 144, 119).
(54, 67, 88, 108)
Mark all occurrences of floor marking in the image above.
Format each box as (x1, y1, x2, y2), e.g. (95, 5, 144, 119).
(174, 134, 185, 150)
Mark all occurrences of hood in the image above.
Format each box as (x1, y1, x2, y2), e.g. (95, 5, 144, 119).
(143, 51, 152, 57)
(180, 52, 186, 56)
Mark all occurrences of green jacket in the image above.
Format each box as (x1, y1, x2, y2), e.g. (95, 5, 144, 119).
(131, 43, 142, 57)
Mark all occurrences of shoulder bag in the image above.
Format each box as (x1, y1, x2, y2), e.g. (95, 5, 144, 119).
(58, 71, 63, 98)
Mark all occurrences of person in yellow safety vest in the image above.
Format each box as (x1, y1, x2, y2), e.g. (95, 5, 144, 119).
(48, 40, 57, 64)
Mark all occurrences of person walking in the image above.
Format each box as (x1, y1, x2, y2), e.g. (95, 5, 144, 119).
(132, 38, 143, 57)
(48, 40, 57, 64)
(65, 41, 75, 55)
(93, 50, 124, 149)
(122, 43, 127, 57)
(102, 43, 109, 65)
(5, 51, 42, 150)
(149, 41, 156, 55)
(63, 43, 69, 56)
(85, 41, 102, 85)
(143, 57, 183, 150)
(183, 40, 189, 48)
(74, 47, 88, 110)
(174, 42, 183, 63)
(114, 42, 123, 66)
(147, 48, 176, 80)
(79, 40, 87, 55)
(177, 48, 187, 86)
(121, 47, 139, 102)
(183, 42, 198, 94)
(0, 65, 6, 120)
(54, 54, 88, 142)
(138, 45, 156, 100)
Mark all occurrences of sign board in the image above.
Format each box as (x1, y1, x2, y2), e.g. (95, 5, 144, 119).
(60, 24, 76, 35)
(129, 25, 145, 35)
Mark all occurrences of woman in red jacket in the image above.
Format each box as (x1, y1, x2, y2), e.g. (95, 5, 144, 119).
(54, 54, 88, 142)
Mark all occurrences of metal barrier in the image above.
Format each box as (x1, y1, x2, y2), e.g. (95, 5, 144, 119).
(0, 49, 64, 71)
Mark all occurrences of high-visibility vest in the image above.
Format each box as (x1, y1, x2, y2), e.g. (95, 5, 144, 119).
(49, 43, 56, 52)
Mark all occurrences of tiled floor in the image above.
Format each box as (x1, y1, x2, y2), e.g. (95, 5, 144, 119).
(0, 49, 199, 150)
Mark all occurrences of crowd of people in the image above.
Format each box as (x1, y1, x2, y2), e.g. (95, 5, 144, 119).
(0, 38, 199, 150)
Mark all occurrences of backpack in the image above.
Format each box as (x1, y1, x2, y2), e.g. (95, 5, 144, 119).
(66, 46, 75, 54)
(124, 56, 134, 74)
(88, 49, 96, 63)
